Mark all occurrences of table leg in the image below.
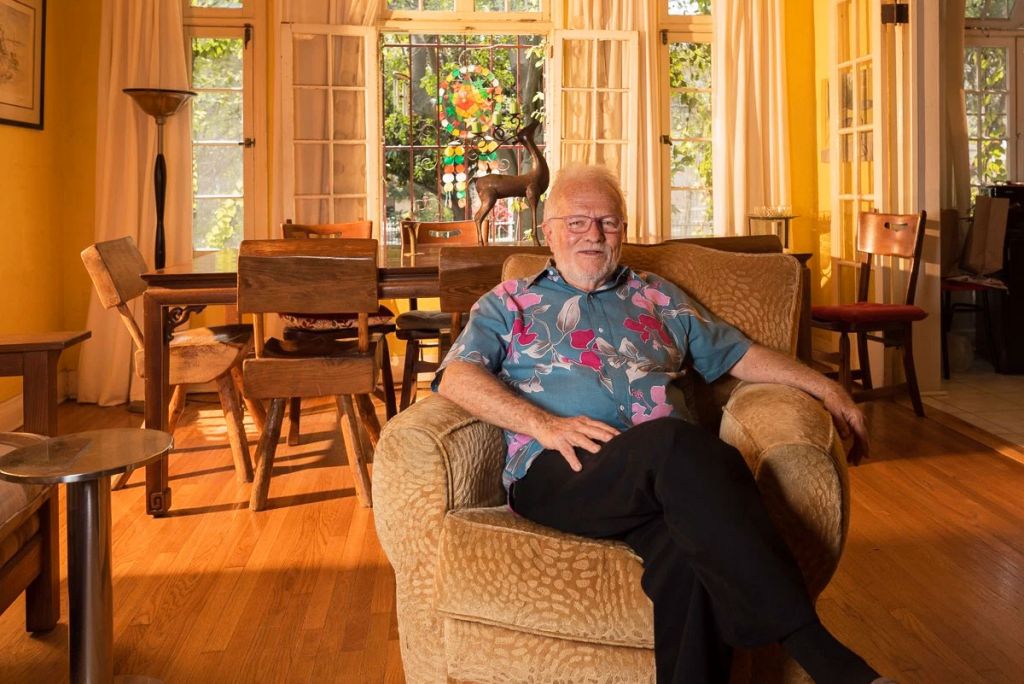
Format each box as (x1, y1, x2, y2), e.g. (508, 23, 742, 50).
(143, 292, 171, 516)
(67, 477, 113, 684)
(21, 349, 60, 436)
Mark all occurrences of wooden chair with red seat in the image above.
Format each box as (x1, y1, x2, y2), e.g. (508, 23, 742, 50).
(811, 210, 928, 416)
(279, 220, 398, 440)
(237, 238, 383, 510)
(81, 237, 255, 487)
(395, 219, 481, 410)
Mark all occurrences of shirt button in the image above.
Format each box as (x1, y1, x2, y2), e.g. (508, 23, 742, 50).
(618, 405, 624, 410)
(598, 327, 604, 333)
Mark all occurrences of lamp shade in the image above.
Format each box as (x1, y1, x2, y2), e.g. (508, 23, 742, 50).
(123, 88, 196, 124)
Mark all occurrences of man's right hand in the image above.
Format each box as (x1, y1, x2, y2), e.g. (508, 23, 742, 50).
(534, 415, 620, 472)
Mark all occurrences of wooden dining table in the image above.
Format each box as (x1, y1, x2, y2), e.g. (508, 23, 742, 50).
(139, 244, 449, 516)
(139, 237, 811, 516)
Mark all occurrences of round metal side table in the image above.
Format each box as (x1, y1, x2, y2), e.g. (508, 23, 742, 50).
(0, 428, 172, 684)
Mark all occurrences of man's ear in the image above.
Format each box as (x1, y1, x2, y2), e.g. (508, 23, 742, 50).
(540, 221, 552, 244)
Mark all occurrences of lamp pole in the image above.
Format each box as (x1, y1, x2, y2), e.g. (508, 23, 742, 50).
(123, 88, 196, 270)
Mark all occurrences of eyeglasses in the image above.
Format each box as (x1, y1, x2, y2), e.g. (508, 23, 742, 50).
(547, 215, 625, 234)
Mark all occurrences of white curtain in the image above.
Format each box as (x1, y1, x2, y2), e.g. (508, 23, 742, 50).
(78, 0, 191, 406)
(711, 0, 790, 236)
(944, 0, 970, 215)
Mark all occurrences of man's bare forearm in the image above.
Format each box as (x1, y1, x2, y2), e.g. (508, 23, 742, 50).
(728, 344, 843, 403)
(436, 360, 555, 436)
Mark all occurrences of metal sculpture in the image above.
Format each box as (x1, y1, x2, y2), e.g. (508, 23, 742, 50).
(472, 119, 549, 245)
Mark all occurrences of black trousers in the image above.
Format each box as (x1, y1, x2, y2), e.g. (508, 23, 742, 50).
(510, 417, 818, 684)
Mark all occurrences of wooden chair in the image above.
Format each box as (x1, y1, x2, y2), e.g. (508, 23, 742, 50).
(0, 433, 59, 634)
(396, 220, 481, 410)
(237, 238, 383, 510)
(280, 221, 398, 439)
(811, 211, 928, 416)
(80, 237, 255, 487)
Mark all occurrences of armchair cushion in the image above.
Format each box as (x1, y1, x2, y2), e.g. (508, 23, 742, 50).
(437, 506, 653, 648)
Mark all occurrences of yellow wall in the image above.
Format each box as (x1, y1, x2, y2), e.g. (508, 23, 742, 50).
(0, 1, 100, 403)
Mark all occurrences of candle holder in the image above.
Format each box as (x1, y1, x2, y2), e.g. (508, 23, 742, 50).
(123, 88, 196, 269)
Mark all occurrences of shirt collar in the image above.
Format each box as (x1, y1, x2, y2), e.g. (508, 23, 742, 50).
(530, 260, 631, 293)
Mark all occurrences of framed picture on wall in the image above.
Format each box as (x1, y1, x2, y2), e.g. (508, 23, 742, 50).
(0, 0, 45, 129)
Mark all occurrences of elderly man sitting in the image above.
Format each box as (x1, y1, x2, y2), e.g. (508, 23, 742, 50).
(435, 164, 889, 683)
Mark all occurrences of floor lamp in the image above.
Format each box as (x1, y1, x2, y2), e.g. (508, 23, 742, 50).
(123, 88, 196, 270)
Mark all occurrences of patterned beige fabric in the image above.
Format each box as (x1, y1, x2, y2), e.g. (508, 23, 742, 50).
(438, 507, 652, 648)
(445, 620, 654, 684)
(374, 242, 844, 684)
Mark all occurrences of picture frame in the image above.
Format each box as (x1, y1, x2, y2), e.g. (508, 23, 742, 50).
(0, 0, 45, 130)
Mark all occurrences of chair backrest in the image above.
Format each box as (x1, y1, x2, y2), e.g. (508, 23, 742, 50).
(439, 245, 551, 333)
(282, 220, 372, 239)
(402, 220, 480, 249)
(855, 210, 927, 305)
(238, 238, 380, 353)
(80, 236, 149, 350)
(238, 239, 379, 316)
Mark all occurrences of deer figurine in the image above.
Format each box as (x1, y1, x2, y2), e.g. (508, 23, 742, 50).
(472, 118, 549, 245)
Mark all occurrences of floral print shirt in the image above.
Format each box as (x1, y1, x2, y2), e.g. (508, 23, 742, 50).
(434, 262, 751, 490)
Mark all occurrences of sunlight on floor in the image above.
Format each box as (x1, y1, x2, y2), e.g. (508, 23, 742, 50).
(925, 359, 1024, 449)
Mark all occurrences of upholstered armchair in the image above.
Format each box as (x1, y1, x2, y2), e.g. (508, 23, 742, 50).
(374, 242, 849, 683)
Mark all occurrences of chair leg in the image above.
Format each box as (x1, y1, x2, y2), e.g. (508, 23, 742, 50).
(941, 289, 952, 380)
(399, 338, 420, 411)
(25, 492, 59, 633)
(338, 395, 373, 507)
(216, 374, 254, 483)
(379, 335, 398, 420)
(980, 289, 998, 368)
(250, 398, 286, 511)
(902, 326, 926, 417)
(167, 384, 187, 434)
(231, 365, 266, 433)
(838, 332, 852, 395)
(113, 384, 187, 491)
(287, 397, 302, 446)
(354, 394, 382, 448)
(855, 332, 873, 390)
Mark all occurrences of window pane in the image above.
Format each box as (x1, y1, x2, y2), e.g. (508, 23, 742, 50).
(192, 0, 243, 8)
(193, 198, 243, 250)
(666, 40, 712, 237)
(194, 145, 243, 196)
(333, 91, 366, 140)
(670, 92, 711, 139)
(966, 0, 1015, 19)
(381, 33, 546, 245)
(332, 36, 364, 87)
(191, 35, 244, 251)
(669, 42, 711, 89)
(294, 89, 329, 140)
(964, 45, 1011, 199)
(193, 92, 242, 141)
(667, 0, 711, 16)
(294, 35, 328, 86)
(192, 38, 242, 88)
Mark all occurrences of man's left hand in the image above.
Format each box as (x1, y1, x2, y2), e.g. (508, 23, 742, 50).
(822, 389, 870, 465)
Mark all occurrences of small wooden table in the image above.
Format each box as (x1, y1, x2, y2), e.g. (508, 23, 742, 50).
(0, 428, 172, 684)
(0, 331, 91, 436)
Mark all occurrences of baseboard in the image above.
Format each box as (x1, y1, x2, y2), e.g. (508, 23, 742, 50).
(0, 395, 23, 432)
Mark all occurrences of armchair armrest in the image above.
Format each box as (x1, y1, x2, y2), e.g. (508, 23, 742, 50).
(373, 393, 506, 682)
(718, 383, 849, 599)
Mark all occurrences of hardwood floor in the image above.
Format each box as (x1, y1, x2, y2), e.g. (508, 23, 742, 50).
(1, 397, 1023, 682)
